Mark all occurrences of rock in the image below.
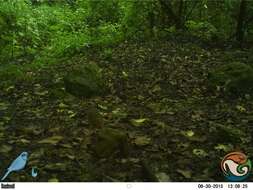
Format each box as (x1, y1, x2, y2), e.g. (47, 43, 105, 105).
(63, 63, 105, 98)
(208, 62, 253, 96)
(91, 127, 128, 158)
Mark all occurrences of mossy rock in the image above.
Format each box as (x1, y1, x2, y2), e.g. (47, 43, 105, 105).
(207, 62, 253, 96)
(91, 128, 128, 158)
(63, 63, 105, 98)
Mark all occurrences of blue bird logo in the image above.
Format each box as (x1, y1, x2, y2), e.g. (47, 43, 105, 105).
(1, 152, 28, 181)
(31, 167, 38, 178)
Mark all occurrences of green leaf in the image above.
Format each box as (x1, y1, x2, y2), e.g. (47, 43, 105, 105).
(156, 172, 171, 182)
(112, 108, 128, 119)
(48, 178, 59, 182)
(59, 103, 68, 109)
(176, 169, 192, 179)
(5, 85, 14, 92)
(0, 102, 10, 111)
(134, 136, 151, 146)
(34, 90, 48, 96)
(67, 110, 76, 118)
(122, 71, 128, 78)
(236, 105, 246, 112)
(98, 104, 108, 110)
(19, 138, 31, 144)
(193, 149, 208, 158)
(151, 84, 161, 93)
(130, 118, 148, 127)
(183, 130, 195, 137)
(38, 136, 63, 145)
(214, 144, 233, 152)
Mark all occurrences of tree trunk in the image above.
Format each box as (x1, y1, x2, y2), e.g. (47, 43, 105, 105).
(177, 0, 184, 29)
(159, 0, 182, 29)
(236, 0, 247, 42)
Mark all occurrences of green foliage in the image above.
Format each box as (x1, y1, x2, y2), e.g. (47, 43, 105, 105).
(90, 24, 122, 46)
(0, 0, 124, 65)
(0, 63, 38, 85)
(0, 65, 23, 82)
(120, 1, 159, 40)
(82, 0, 122, 26)
(185, 20, 218, 41)
(0, 1, 89, 64)
(0, 0, 253, 67)
(0, 0, 29, 61)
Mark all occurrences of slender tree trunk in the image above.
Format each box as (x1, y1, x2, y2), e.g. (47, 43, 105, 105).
(159, 0, 182, 29)
(148, 9, 155, 38)
(185, 1, 199, 21)
(177, 0, 184, 29)
(236, 0, 247, 42)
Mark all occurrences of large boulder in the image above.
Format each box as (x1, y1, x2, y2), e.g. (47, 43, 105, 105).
(63, 63, 105, 98)
(208, 62, 253, 96)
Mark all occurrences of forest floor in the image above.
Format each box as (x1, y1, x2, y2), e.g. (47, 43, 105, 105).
(0, 40, 253, 182)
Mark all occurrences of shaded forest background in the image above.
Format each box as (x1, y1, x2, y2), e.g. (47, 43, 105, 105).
(0, 0, 253, 182)
(1, 0, 253, 66)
